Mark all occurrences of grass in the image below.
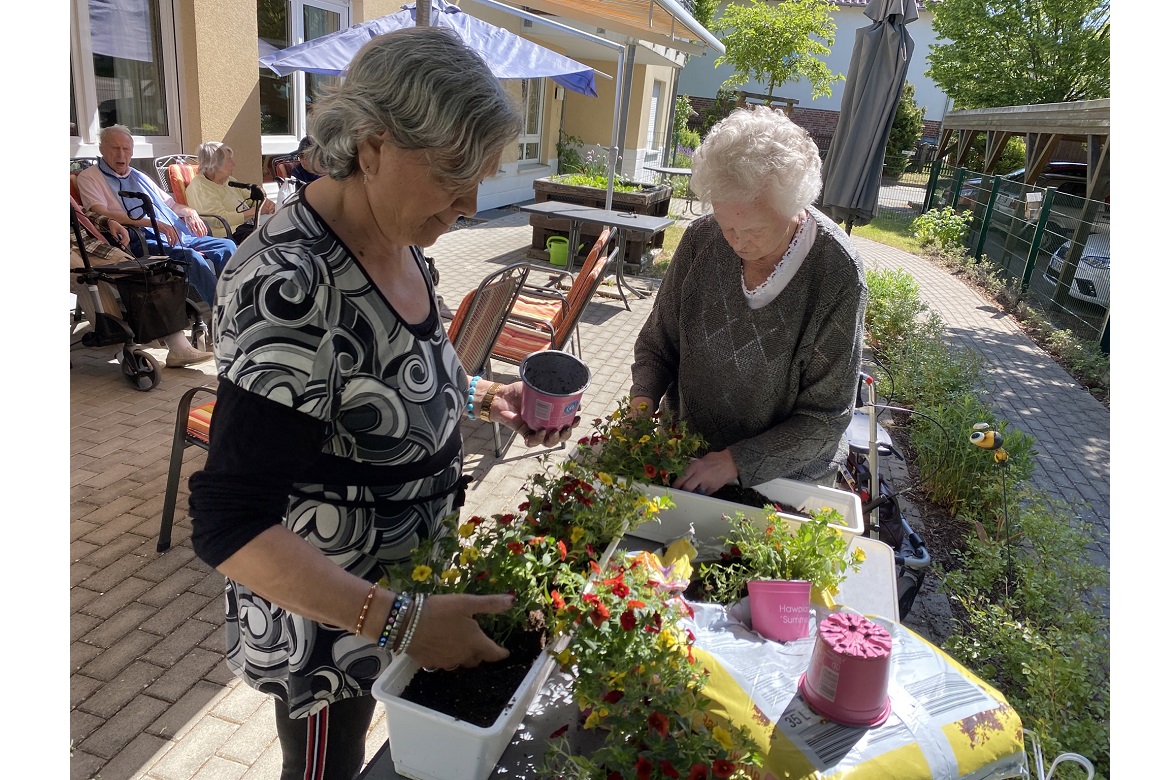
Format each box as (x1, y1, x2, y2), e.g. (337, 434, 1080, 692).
(644, 221, 687, 279)
(849, 212, 921, 253)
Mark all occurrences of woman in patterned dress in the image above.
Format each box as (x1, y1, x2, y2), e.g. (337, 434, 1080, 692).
(188, 27, 578, 780)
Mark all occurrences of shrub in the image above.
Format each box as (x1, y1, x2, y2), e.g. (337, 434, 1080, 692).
(910, 206, 973, 252)
(556, 131, 585, 176)
(864, 269, 929, 359)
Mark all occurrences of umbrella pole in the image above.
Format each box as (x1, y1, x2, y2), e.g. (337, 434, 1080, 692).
(846, 217, 854, 235)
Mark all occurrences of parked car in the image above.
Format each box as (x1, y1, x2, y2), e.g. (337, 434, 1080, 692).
(1044, 233, 1110, 308)
(955, 161, 1088, 210)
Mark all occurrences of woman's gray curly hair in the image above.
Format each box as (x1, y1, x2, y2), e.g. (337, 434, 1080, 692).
(690, 107, 822, 220)
(196, 141, 234, 179)
(307, 26, 522, 187)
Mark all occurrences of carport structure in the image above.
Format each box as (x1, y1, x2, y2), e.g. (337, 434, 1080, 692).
(932, 99, 1110, 332)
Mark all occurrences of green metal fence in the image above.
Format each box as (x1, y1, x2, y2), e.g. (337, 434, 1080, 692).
(923, 163, 1110, 351)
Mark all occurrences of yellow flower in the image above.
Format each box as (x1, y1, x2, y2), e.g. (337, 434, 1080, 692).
(459, 547, 480, 566)
(597, 472, 614, 486)
(636, 401, 649, 411)
(440, 568, 461, 585)
(457, 522, 476, 538)
(638, 435, 651, 444)
(855, 547, 867, 563)
(712, 726, 733, 750)
(411, 565, 432, 582)
(584, 707, 608, 729)
(571, 526, 586, 544)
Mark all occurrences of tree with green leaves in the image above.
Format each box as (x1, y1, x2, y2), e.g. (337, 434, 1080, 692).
(711, 0, 842, 102)
(883, 82, 926, 177)
(925, 0, 1109, 109)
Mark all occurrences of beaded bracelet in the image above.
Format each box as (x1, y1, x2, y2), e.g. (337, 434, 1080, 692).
(466, 376, 482, 421)
(394, 593, 426, 654)
(353, 582, 378, 635)
(384, 594, 413, 651)
(378, 593, 409, 649)
(478, 383, 502, 423)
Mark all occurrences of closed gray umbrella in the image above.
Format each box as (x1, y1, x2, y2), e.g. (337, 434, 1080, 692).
(820, 0, 918, 231)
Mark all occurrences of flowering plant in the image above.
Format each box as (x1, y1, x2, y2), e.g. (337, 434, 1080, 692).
(541, 552, 760, 780)
(389, 455, 673, 642)
(697, 506, 865, 604)
(577, 397, 707, 487)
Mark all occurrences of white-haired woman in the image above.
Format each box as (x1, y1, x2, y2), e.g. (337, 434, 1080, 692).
(631, 106, 866, 497)
(188, 27, 579, 779)
(184, 141, 276, 244)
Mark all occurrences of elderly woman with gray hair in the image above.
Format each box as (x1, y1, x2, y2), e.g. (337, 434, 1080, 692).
(184, 141, 276, 244)
(630, 106, 866, 497)
(188, 27, 578, 779)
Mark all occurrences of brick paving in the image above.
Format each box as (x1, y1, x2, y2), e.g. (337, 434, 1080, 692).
(69, 204, 1109, 779)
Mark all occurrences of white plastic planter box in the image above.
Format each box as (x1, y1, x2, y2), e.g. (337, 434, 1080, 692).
(372, 649, 557, 780)
(629, 476, 863, 550)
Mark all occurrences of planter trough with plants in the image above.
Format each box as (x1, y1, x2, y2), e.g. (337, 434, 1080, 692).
(528, 176, 672, 272)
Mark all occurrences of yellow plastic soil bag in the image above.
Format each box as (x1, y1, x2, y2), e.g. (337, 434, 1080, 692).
(683, 603, 1027, 779)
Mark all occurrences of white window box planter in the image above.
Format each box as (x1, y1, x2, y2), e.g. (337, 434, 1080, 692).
(372, 648, 558, 780)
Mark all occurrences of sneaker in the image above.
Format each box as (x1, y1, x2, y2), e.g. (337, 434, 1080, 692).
(166, 348, 214, 368)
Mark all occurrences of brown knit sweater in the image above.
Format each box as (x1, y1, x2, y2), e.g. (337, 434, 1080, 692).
(631, 206, 867, 485)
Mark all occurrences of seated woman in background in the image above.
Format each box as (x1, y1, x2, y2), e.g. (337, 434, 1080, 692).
(185, 141, 275, 244)
(290, 135, 325, 185)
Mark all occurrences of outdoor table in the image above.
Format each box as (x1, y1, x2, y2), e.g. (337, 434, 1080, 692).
(357, 534, 900, 780)
(645, 163, 700, 215)
(518, 201, 674, 311)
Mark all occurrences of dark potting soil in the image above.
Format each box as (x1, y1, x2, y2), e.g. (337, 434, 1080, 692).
(398, 630, 547, 728)
(708, 485, 809, 519)
(522, 353, 589, 395)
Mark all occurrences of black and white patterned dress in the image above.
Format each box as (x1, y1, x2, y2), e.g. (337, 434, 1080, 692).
(206, 190, 467, 717)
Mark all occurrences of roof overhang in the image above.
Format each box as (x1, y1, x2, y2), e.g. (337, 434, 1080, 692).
(507, 0, 724, 56)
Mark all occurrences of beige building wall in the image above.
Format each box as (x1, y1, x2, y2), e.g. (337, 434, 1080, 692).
(176, 0, 264, 183)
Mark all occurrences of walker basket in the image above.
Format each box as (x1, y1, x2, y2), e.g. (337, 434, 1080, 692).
(113, 260, 190, 344)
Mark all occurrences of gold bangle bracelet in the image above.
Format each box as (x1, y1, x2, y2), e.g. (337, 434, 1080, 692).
(479, 383, 502, 422)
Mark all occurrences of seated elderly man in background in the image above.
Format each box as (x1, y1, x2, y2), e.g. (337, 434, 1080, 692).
(70, 196, 212, 368)
(185, 141, 275, 244)
(75, 125, 236, 307)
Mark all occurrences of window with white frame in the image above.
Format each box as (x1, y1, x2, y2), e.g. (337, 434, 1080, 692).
(645, 79, 665, 162)
(517, 79, 544, 164)
(70, 0, 182, 154)
(259, 0, 350, 154)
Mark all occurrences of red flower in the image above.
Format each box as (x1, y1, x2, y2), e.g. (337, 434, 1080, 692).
(712, 759, 736, 778)
(582, 593, 600, 606)
(550, 590, 566, 610)
(635, 756, 654, 780)
(529, 535, 546, 546)
(497, 513, 515, 525)
(659, 760, 681, 778)
(607, 773, 622, 780)
(586, 544, 597, 558)
(517, 501, 530, 511)
(506, 541, 524, 555)
(687, 765, 709, 780)
(468, 515, 485, 526)
(627, 599, 646, 610)
(590, 603, 611, 627)
(602, 689, 625, 704)
(620, 609, 637, 631)
(644, 463, 657, 478)
(578, 436, 591, 445)
(557, 539, 568, 560)
(590, 560, 601, 574)
(648, 711, 669, 738)
(729, 545, 743, 558)
(549, 723, 569, 738)
(610, 582, 630, 598)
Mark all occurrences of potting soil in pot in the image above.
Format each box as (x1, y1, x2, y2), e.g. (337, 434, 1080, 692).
(522, 354, 589, 395)
(710, 484, 806, 516)
(399, 629, 546, 728)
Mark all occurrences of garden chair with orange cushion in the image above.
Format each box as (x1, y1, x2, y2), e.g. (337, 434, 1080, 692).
(490, 227, 615, 365)
(446, 262, 531, 456)
(158, 385, 217, 552)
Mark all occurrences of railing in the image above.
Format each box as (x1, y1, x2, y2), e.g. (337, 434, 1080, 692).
(924, 163, 1111, 350)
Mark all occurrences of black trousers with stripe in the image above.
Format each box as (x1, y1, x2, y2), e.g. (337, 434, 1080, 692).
(274, 695, 377, 780)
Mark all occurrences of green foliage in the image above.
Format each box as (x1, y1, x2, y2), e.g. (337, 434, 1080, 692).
(910, 206, 974, 252)
(883, 82, 926, 178)
(942, 488, 1109, 773)
(864, 269, 929, 359)
(698, 507, 862, 601)
(861, 272, 1108, 771)
(711, 0, 842, 100)
(556, 130, 585, 176)
(997, 135, 1027, 175)
(692, 0, 718, 29)
(925, 0, 1110, 109)
(699, 86, 739, 137)
(575, 396, 706, 487)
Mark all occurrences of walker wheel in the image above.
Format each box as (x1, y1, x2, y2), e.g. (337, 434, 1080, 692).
(123, 348, 162, 391)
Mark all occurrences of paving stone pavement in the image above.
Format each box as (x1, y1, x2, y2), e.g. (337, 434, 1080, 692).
(69, 204, 1108, 780)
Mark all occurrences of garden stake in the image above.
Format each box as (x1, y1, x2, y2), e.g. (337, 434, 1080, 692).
(970, 423, 1011, 598)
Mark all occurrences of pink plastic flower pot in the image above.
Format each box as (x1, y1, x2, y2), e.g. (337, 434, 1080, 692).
(519, 351, 591, 431)
(747, 579, 812, 642)
(798, 611, 893, 727)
